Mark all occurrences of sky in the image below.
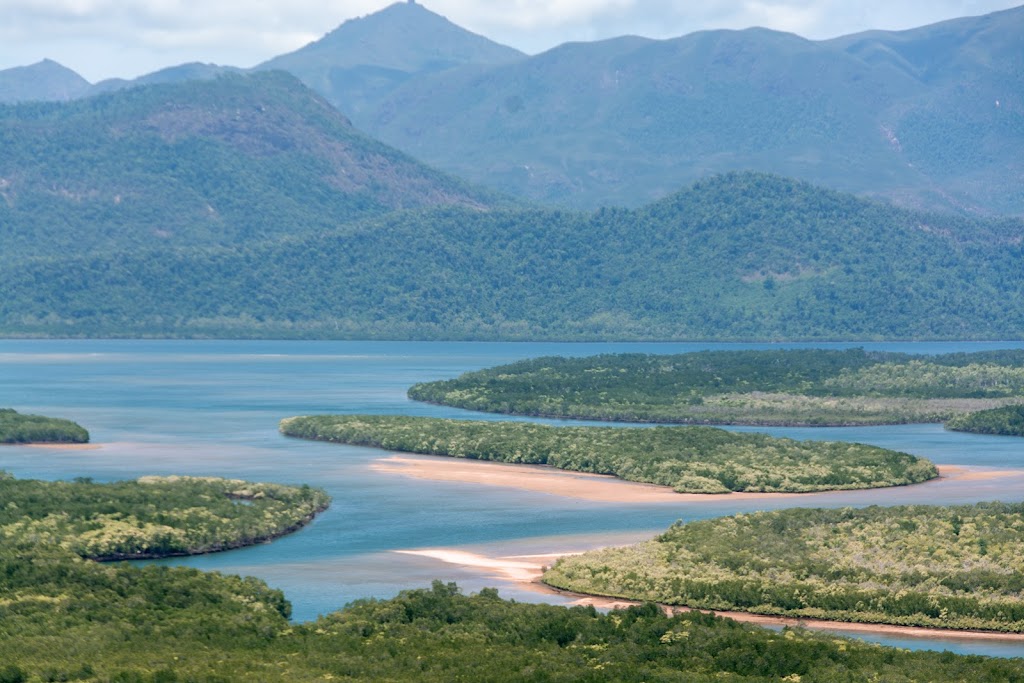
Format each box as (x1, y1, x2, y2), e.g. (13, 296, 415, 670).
(0, 0, 1019, 82)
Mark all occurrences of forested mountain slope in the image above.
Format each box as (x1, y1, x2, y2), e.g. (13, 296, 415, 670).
(0, 71, 500, 264)
(357, 6, 1023, 212)
(3, 173, 1022, 339)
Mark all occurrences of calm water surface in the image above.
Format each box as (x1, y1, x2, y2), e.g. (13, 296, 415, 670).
(3, 339, 1024, 657)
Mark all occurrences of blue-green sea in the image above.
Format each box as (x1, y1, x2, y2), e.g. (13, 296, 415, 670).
(3, 339, 1024, 657)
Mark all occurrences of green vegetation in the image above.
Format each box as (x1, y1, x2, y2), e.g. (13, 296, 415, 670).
(280, 415, 936, 493)
(8, 573, 1024, 682)
(0, 408, 89, 443)
(947, 405, 1024, 436)
(544, 502, 1024, 632)
(409, 348, 1024, 425)
(4, 549, 1024, 683)
(4, 173, 1024, 340)
(0, 71, 500, 267)
(1, 472, 1021, 680)
(0, 472, 329, 559)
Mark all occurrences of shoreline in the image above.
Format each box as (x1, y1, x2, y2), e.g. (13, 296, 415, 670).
(371, 454, 1012, 504)
(0, 441, 99, 450)
(19, 442, 100, 450)
(396, 547, 1024, 644)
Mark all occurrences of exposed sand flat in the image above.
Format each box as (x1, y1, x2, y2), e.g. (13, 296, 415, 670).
(371, 455, 802, 503)
(371, 455, 1003, 503)
(19, 442, 100, 450)
(395, 549, 573, 584)
(938, 465, 1021, 482)
(400, 545, 1024, 643)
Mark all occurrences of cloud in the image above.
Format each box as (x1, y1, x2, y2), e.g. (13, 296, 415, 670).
(0, 0, 1019, 81)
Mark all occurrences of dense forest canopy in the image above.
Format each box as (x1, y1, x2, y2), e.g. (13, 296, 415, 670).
(8, 569, 1024, 682)
(280, 414, 937, 493)
(544, 502, 1024, 633)
(409, 348, 1024, 425)
(3, 173, 1024, 340)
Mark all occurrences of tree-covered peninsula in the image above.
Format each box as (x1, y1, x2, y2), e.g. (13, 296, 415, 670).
(0, 472, 329, 559)
(946, 405, 1024, 437)
(409, 348, 1024, 426)
(280, 415, 936, 494)
(0, 408, 89, 443)
(543, 502, 1024, 633)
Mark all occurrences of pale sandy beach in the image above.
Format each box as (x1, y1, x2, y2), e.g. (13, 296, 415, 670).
(19, 442, 101, 450)
(371, 454, 1014, 503)
(397, 547, 1024, 644)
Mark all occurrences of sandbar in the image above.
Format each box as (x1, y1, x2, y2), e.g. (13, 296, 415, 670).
(937, 465, 1020, 482)
(395, 549, 570, 584)
(371, 455, 1001, 504)
(398, 546, 1024, 644)
(15, 442, 100, 450)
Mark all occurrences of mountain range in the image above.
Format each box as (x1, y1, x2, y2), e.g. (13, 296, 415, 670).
(1, 2, 1020, 215)
(1, 4, 1023, 341)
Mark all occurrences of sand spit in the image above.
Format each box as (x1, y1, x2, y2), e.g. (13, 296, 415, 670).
(371, 455, 1005, 503)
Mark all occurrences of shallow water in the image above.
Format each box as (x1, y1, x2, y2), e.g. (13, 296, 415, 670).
(2, 339, 1024, 657)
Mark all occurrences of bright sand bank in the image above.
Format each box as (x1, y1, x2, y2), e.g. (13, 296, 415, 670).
(371, 455, 1011, 504)
(397, 547, 1024, 644)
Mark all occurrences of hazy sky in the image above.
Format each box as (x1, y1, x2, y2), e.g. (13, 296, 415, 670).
(0, 0, 1019, 82)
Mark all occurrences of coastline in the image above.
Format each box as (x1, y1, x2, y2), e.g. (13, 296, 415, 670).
(397, 547, 1024, 644)
(371, 454, 1008, 504)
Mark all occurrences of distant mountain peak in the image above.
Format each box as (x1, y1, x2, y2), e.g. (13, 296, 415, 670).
(0, 58, 91, 103)
(259, 2, 523, 74)
(255, 1, 523, 118)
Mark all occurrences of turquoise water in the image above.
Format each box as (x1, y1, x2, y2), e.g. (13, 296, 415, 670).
(2, 339, 1024, 657)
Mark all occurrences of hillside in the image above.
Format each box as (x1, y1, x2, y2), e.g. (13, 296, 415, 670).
(348, 5, 1023, 213)
(89, 62, 241, 95)
(3, 173, 1023, 339)
(0, 71, 500, 264)
(256, 1, 525, 120)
